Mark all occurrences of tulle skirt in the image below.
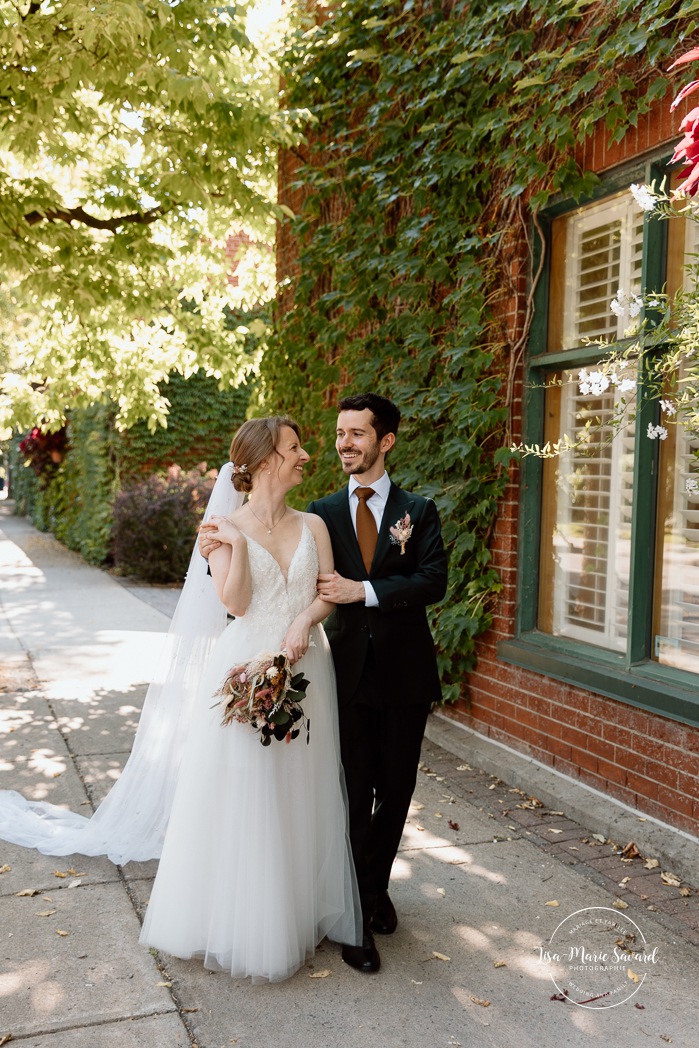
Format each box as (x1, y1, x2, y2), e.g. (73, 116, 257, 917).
(139, 621, 360, 983)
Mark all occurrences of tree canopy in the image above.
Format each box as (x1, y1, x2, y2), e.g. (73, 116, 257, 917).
(0, 0, 294, 434)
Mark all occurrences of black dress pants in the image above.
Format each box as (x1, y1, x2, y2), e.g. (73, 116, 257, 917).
(338, 646, 431, 922)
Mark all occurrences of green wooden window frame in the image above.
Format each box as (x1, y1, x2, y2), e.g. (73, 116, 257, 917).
(500, 157, 699, 729)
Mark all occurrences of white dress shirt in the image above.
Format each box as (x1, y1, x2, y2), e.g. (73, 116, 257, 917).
(348, 472, 391, 608)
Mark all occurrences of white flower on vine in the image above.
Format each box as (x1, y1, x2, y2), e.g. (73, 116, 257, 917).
(647, 423, 668, 440)
(630, 183, 659, 212)
(610, 288, 643, 321)
(686, 477, 699, 497)
(578, 368, 610, 396)
(659, 399, 677, 416)
(611, 372, 636, 394)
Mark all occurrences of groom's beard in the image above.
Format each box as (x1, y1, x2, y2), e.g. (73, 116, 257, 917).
(338, 443, 381, 475)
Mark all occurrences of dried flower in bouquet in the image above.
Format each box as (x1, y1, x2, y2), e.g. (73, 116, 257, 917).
(213, 650, 310, 746)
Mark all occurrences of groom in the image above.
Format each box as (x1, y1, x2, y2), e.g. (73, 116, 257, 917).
(308, 393, 448, 974)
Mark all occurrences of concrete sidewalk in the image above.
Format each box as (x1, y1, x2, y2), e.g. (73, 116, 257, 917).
(1, 503, 699, 1048)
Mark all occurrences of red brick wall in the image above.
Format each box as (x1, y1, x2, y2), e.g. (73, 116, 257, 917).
(446, 94, 699, 839)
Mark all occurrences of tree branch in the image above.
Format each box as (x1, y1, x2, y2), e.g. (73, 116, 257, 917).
(23, 204, 167, 232)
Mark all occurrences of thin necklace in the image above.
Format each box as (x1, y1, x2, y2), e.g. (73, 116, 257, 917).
(248, 501, 288, 534)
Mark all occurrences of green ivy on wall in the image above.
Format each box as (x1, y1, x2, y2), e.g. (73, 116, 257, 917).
(263, 0, 696, 700)
(115, 370, 250, 483)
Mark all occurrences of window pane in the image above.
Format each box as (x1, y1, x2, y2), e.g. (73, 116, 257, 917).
(559, 196, 644, 350)
(538, 371, 635, 651)
(653, 217, 699, 673)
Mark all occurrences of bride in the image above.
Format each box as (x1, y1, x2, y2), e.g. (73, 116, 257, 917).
(0, 415, 361, 983)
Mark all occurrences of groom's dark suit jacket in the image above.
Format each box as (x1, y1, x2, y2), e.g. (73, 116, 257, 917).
(307, 483, 448, 707)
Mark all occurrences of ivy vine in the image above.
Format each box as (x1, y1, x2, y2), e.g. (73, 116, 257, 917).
(262, 0, 698, 700)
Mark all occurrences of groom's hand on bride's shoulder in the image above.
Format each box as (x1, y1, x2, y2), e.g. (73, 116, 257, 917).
(198, 522, 222, 560)
(317, 571, 365, 604)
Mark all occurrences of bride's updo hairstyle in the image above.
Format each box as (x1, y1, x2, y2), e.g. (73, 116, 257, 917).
(228, 416, 301, 494)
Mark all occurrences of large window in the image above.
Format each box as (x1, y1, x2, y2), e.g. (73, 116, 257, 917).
(503, 165, 699, 726)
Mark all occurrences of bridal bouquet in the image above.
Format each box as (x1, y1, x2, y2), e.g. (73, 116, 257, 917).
(213, 650, 310, 746)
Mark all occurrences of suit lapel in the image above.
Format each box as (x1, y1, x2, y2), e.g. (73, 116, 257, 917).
(371, 484, 413, 575)
(324, 487, 367, 578)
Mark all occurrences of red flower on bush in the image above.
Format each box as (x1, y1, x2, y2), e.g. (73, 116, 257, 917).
(670, 48, 699, 196)
(18, 427, 68, 479)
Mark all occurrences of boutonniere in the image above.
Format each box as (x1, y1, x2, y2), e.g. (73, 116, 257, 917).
(389, 512, 413, 555)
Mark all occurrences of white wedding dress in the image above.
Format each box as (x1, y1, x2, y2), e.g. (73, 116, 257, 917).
(139, 521, 360, 982)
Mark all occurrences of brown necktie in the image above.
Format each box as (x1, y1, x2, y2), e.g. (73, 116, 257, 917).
(355, 487, 378, 573)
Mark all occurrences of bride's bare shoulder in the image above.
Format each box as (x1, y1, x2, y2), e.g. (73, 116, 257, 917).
(302, 511, 329, 539)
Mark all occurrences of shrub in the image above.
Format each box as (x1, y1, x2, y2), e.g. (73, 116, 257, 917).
(111, 465, 216, 584)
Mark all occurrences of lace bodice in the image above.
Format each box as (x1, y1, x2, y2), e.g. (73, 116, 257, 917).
(237, 520, 318, 645)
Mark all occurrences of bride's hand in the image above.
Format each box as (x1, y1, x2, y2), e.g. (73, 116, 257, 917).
(204, 515, 245, 548)
(197, 521, 222, 559)
(282, 614, 312, 664)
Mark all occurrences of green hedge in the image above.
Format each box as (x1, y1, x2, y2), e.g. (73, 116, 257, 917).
(11, 370, 250, 571)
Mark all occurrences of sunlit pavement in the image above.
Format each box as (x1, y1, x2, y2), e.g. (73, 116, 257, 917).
(1, 503, 699, 1048)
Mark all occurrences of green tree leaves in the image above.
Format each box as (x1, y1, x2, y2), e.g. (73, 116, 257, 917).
(0, 0, 291, 434)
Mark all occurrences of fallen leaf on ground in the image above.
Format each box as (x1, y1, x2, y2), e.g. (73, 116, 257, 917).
(548, 811, 565, 816)
(411, 979, 423, 985)
(35, 910, 56, 917)
(16, 888, 39, 897)
(0, 1033, 12, 1046)
(436, 776, 445, 782)
(545, 900, 560, 907)
(53, 870, 68, 879)
(448, 820, 460, 830)
(643, 858, 659, 870)
(68, 879, 82, 889)
(488, 784, 497, 790)
(0, 865, 11, 875)
(618, 877, 631, 887)
(547, 828, 563, 834)
(432, 951, 451, 962)
(308, 969, 331, 978)
(620, 842, 641, 859)
(627, 968, 640, 983)
(437, 888, 446, 897)
(661, 872, 681, 887)
(434, 812, 443, 818)
(157, 981, 172, 988)
(415, 825, 425, 832)
(412, 802, 425, 811)
(56, 930, 69, 937)
(493, 960, 507, 968)
(456, 764, 472, 771)
(469, 995, 491, 1007)
(634, 1002, 645, 1009)
(591, 834, 606, 843)
(660, 1036, 672, 1043)
(182, 1007, 199, 1012)
(68, 869, 85, 876)
(613, 899, 629, 910)
(680, 887, 692, 897)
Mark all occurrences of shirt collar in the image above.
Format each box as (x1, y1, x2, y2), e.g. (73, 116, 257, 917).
(348, 472, 390, 499)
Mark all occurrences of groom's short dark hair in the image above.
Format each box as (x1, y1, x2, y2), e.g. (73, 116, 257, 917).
(338, 393, 401, 441)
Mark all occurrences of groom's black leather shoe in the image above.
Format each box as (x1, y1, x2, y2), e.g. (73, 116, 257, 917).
(370, 890, 398, 935)
(342, 928, 381, 973)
